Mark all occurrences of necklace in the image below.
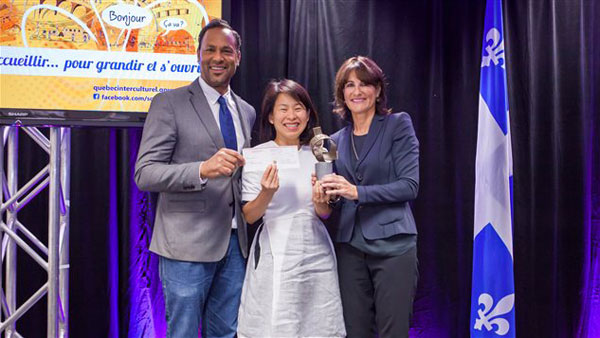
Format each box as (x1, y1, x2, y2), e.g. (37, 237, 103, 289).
(350, 132, 359, 160)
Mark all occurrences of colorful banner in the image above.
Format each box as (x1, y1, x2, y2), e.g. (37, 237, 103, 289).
(0, 0, 221, 112)
(470, 0, 516, 337)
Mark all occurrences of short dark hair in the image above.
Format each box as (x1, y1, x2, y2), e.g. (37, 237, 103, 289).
(197, 19, 241, 51)
(333, 56, 390, 123)
(260, 79, 320, 146)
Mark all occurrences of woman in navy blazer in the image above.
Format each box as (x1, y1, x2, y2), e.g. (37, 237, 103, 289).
(320, 56, 419, 338)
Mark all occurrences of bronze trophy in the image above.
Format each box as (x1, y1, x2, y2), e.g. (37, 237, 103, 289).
(310, 127, 337, 180)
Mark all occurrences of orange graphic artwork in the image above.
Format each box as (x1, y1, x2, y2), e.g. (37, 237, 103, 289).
(154, 29, 195, 54)
(0, 0, 221, 113)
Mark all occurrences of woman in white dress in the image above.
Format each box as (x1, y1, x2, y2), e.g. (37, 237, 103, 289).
(237, 79, 345, 338)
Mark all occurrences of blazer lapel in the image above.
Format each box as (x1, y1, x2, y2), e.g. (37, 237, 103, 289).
(188, 79, 225, 149)
(357, 114, 385, 168)
(339, 127, 357, 182)
(231, 92, 251, 148)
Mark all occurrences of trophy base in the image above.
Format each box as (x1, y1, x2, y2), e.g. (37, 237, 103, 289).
(315, 162, 333, 180)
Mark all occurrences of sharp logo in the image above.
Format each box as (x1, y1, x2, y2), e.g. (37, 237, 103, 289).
(7, 112, 29, 117)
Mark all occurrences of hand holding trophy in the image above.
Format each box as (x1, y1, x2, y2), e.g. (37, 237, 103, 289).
(311, 127, 359, 201)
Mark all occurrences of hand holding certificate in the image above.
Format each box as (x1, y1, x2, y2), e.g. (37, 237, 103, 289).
(242, 146, 300, 173)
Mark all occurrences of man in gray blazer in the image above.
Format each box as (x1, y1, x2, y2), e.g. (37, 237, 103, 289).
(135, 19, 255, 338)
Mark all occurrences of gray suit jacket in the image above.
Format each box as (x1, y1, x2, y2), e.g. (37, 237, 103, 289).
(135, 79, 256, 262)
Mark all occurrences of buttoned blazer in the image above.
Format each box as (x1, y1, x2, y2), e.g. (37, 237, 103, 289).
(330, 112, 419, 242)
(135, 78, 256, 262)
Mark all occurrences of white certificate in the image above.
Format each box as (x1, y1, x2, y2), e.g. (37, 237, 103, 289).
(242, 146, 300, 172)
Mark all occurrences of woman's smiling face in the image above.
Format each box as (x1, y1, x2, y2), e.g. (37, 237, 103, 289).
(270, 93, 310, 146)
(343, 71, 381, 116)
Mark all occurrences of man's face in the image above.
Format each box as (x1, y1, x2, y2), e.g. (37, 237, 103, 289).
(198, 27, 241, 94)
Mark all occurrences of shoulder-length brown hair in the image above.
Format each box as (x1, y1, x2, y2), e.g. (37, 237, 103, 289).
(333, 56, 390, 123)
(259, 79, 320, 145)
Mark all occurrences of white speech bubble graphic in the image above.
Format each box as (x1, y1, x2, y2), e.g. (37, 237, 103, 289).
(102, 4, 152, 30)
(160, 18, 187, 33)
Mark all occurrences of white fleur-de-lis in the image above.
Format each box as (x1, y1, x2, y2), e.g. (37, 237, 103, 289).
(474, 293, 514, 335)
(481, 28, 505, 69)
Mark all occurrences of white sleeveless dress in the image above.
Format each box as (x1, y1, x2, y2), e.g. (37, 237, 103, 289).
(237, 141, 345, 338)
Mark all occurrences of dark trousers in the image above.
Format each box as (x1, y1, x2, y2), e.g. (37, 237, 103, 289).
(335, 243, 418, 338)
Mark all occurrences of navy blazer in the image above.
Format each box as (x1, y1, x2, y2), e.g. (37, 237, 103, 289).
(330, 112, 419, 242)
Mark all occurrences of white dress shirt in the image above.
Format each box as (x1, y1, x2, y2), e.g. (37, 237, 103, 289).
(198, 76, 246, 229)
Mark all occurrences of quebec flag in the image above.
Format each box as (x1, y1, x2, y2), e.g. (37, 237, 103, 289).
(470, 0, 516, 337)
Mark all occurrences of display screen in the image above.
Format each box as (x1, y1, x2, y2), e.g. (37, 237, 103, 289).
(0, 0, 223, 126)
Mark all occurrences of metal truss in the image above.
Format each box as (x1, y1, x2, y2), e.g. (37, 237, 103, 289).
(0, 126, 70, 338)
